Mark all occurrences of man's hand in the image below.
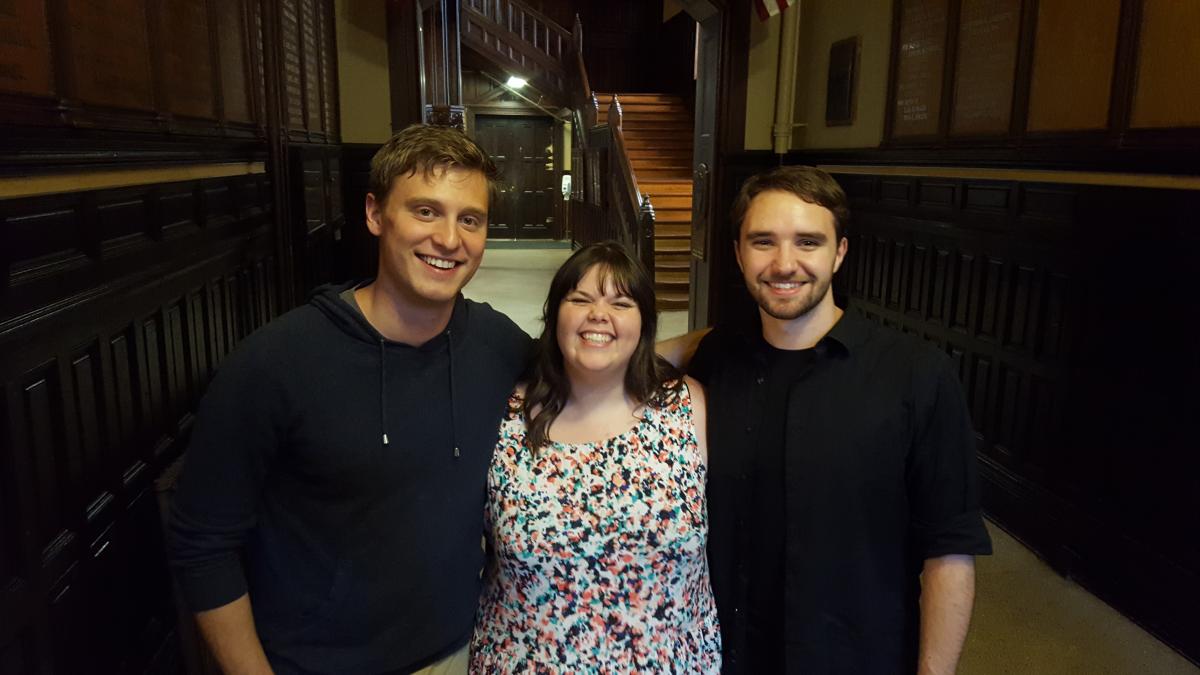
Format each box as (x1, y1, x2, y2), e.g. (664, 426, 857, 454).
(656, 328, 711, 369)
(194, 593, 274, 675)
(918, 554, 976, 675)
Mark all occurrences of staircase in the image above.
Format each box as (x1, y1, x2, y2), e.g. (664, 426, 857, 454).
(597, 94, 693, 311)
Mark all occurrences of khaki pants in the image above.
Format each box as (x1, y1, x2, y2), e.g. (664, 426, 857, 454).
(411, 643, 469, 675)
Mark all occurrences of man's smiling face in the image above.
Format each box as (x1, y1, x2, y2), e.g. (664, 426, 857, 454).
(735, 189, 847, 321)
(366, 166, 489, 309)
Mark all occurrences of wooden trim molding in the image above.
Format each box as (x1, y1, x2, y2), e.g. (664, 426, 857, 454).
(817, 163, 1200, 190)
(0, 162, 267, 200)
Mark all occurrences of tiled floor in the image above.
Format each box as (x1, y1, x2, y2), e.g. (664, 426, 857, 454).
(464, 246, 1199, 675)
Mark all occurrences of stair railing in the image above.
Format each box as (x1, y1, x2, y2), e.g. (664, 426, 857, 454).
(566, 15, 655, 281)
(461, 0, 570, 92)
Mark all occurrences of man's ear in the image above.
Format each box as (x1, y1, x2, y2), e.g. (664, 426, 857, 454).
(365, 193, 384, 237)
(833, 236, 849, 274)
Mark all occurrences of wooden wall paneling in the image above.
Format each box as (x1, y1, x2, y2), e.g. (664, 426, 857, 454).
(216, 0, 254, 125)
(948, 0, 1022, 137)
(60, 0, 155, 112)
(250, 0, 268, 127)
(1025, 0, 1121, 133)
(0, 0, 55, 98)
(155, 0, 217, 121)
(1129, 0, 1200, 129)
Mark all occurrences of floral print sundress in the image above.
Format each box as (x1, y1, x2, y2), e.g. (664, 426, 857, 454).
(470, 382, 721, 674)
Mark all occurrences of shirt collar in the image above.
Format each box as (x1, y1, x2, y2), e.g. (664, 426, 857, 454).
(734, 303, 868, 360)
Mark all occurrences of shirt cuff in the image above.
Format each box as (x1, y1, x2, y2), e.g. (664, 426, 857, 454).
(912, 509, 993, 559)
(172, 554, 250, 612)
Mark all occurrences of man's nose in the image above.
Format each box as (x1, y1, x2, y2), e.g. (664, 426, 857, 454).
(430, 217, 460, 250)
(771, 245, 799, 275)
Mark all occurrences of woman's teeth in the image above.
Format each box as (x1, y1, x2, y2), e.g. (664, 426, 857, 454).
(582, 332, 613, 344)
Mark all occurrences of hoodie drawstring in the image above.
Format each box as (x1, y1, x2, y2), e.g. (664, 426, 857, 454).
(379, 338, 389, 446)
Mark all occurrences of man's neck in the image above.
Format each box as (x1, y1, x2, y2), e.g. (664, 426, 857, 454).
(355, 279, 454, 346)
(761, 294, 843, 351)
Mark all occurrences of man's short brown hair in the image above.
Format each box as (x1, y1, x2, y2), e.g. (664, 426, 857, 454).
(731, 165, 850, 240)
(369, 124, 500, 203)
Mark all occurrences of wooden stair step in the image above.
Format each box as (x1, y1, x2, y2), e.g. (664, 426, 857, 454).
(653, 212, 691, 226)
(640, 180, 693, 195)
(655, 238, 691, 253)
(632, 163, 691, 174)
(597, 93, 683, 105)
(628, 148, 692, 160)
(646, 195, 692, 209)
(637, 168, 691, 179)
(655, 223, 691, 237)
(655, 270, 689, 285)
(655, 258, 690, 271)
(655, 291, 689, 310)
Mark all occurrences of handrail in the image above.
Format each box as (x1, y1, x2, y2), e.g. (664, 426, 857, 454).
(564, 16, 655, 278)
(461, 3, 566, 78)
(461, 0, 570, 62)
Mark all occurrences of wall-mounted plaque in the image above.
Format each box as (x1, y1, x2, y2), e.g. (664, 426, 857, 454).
(950, 0, 1021, 136)
(65, 0, 154, 110)
(0, 0, 54, 97)
(157, 0, 216, 119)
(891, 0, 948, 138)
(826, 36, 859, 126)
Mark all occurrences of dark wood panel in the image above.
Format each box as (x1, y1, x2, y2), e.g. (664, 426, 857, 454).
(62, 0, 155, 111)
(216, 0, 254, 124)
(0, 0, 54, 97)
(0, 162, 290, 673)
(154, 0, 216, 119)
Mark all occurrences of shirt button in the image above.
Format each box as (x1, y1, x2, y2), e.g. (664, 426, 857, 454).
(744, 425, 751, 433)
(755, 376, 765, 385)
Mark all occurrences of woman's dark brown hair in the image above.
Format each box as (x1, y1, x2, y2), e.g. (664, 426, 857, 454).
(523, 241, 681, 451)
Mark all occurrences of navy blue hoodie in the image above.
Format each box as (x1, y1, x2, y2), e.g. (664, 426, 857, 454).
(167, 281, 531, 674)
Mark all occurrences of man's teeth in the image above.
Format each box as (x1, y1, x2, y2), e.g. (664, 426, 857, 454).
(769, 281, 801, 289)
(582, 332, 613, 344)
(420, 255, 456, 270)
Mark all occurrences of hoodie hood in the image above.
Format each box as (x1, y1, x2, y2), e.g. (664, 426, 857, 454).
(306, 280, 468, 452)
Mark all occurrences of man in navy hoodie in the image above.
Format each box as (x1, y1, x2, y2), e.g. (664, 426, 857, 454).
(167, 125, 531, 674)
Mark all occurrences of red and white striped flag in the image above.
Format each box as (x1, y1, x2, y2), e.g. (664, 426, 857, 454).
(755, 0, 790, 21)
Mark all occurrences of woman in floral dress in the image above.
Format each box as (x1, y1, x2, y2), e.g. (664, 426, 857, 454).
(470, 242, 720, 673)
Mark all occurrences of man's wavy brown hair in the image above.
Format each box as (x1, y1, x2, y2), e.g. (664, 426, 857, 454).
(368, 124, 501, 203)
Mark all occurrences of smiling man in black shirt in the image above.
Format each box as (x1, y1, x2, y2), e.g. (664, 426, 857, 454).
(687, 166, 991, 674)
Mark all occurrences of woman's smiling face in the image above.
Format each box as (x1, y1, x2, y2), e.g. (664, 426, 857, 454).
(556, 264, 643, 382)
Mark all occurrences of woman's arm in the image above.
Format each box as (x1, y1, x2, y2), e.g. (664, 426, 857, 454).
(684, 375, 708, 464)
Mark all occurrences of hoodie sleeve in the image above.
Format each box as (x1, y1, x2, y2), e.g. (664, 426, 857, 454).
(166, 346, 289, 612)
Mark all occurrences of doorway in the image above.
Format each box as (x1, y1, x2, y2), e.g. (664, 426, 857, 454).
(474, 115, 557, 239)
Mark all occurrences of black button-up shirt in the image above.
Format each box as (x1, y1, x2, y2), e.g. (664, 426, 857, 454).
(690, 309, 992, 675)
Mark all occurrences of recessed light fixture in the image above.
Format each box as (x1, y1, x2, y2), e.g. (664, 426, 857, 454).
(506, 76, 527, 89)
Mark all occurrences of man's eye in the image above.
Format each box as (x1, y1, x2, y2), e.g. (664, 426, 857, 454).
(416, 207, 435, 218)
(753, 239, 772, 247)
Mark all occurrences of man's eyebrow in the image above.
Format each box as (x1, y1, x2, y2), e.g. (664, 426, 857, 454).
(460, 206, 487, 219)
(743, 229, 777, 239)
(403, 196, 444, 209)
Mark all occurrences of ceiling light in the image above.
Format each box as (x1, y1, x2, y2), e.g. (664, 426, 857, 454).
(506, 76, 527, 89)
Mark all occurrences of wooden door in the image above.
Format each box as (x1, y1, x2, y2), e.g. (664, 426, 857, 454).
(475, 115, 555, 239)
